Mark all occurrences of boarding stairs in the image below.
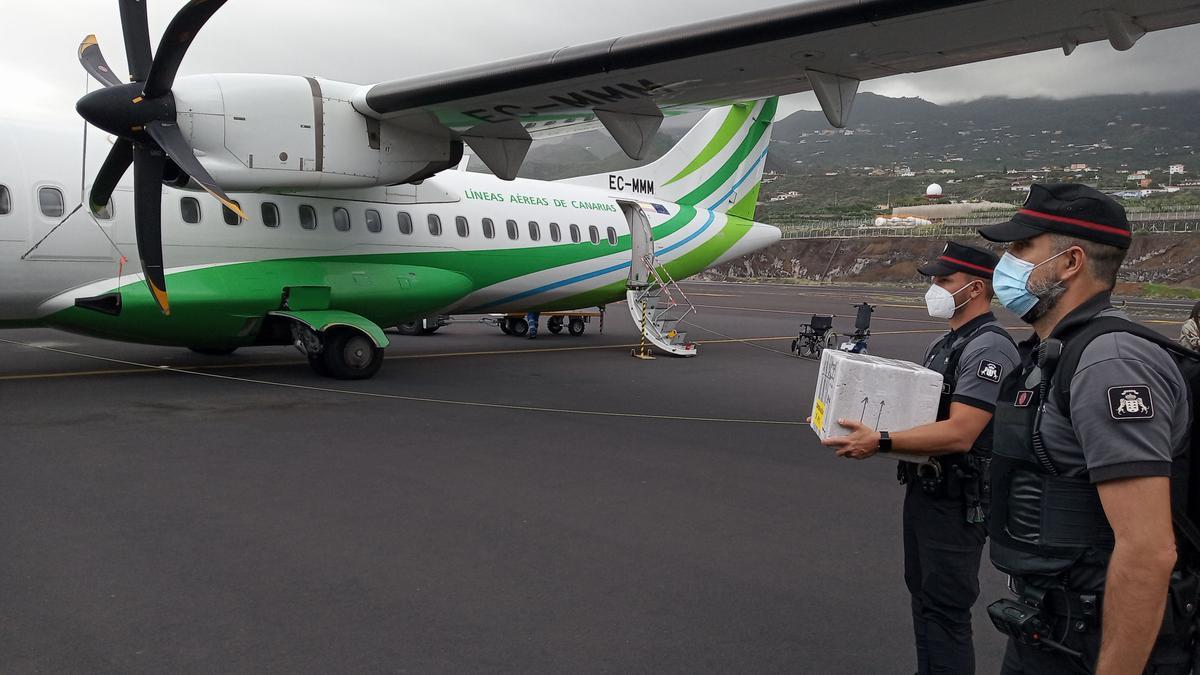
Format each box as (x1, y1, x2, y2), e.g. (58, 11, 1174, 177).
(626, 254, 698, 357)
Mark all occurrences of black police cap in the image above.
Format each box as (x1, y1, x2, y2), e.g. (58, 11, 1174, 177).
(918, 241, 1000, 279)
(978, 183, 1131, 250)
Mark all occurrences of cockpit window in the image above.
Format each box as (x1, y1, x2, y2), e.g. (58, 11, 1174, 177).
(0, 185, 9, 215)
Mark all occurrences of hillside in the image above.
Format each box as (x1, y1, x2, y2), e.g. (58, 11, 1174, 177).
(511, 91, 1200, 182)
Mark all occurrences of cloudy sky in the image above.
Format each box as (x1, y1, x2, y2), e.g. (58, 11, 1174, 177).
(2, 0, 1198, 125)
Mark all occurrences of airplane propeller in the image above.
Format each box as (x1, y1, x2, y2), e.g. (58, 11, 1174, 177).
(75, 0, 245, 316)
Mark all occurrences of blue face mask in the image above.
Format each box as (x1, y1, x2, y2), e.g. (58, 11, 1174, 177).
(993, 249, 1070, 319)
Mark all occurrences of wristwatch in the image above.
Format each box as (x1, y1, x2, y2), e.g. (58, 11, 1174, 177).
(878, 431, 893, 454)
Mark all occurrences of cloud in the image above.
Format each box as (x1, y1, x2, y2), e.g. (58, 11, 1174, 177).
(2, 1, 1197, 123)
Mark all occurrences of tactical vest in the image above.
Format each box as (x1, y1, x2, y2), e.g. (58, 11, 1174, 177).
(990, 313, 1200, 582)
(923, 319, 1014, 457)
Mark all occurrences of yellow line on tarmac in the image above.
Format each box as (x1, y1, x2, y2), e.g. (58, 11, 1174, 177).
(0, 335, 788, 381)
(0, 326, 1025, 383)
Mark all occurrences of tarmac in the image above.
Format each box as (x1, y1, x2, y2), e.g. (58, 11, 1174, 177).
(1, 281, 1193, 674)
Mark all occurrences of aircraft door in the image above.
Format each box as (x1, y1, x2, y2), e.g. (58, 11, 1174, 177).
(621, 202, 653, 289)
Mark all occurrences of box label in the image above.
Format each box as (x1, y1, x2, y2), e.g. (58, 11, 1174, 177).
(813, 398, 826, 431)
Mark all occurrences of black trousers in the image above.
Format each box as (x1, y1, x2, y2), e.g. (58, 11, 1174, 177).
(1000, 606, 1194, 674)
(903, 481, 986, 675)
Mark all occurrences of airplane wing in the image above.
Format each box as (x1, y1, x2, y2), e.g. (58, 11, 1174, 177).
(351, 0, 1200, 177)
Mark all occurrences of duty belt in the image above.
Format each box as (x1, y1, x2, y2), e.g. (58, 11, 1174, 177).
(1009, 577, 1103, 624)
(899, 454, 990, 524)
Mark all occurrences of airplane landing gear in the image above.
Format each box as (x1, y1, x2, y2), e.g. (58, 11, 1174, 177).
(322, 330, 383, 380)
(293, 324, 384, 380)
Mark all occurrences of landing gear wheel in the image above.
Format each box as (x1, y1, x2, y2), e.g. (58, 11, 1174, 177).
(499, 318, 513, 335)
(320, 330, 384, 380)
(420, 325, 440, 336)
(548, 316, 564, 334)
(568, 318, 585, 337)
(511, 318, 529, 337)
(189, 347, 238, 356)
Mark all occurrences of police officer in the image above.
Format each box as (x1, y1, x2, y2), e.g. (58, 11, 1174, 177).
(978, 183, 1192, 674)
(822, 241, 1019, 675)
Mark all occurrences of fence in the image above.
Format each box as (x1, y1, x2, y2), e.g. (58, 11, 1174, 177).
(778, 210, 1200, 240)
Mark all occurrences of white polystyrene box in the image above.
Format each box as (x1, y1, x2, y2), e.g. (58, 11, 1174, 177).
(809, 349, 944, 463)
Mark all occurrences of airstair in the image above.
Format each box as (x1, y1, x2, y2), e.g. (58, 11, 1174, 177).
(626, 254, 698, 357)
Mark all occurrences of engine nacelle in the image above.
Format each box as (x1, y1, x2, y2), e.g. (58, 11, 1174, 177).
(171, 74, 461, 192)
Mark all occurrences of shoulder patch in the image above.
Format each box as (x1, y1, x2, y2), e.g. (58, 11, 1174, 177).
(1107, 385, 1155, 421)
(977, 360, 1003, 383)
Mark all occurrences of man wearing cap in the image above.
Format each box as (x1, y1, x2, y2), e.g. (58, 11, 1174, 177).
(978, 183, 1192, 674)
(822, 241, 1019, 675)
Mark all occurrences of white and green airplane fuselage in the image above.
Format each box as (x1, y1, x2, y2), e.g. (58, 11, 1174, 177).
(0, 98, 780, 360)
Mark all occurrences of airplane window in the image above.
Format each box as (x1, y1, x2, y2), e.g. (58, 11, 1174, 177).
(333, 207, 351, 232)
(38, 187, 64, 218)
(0, 185, 9, 215)
(569, 224, 580, 243)
(223, 201, 242, 226)
(397, 211, 413, 235)
(299, 204, 318, 230)
(607, 227, 618, 245)
(506, 219, 519, 240)
(365, 209, 382, 233)
(95, 199, 114, 220)
(549, 222, 561, 242)
(428, 214, 442, 236)
(589, 225, 600, 245)
(482, 217, 495, 239)
(528, 221, 541, 241)
(181, 197, 201, 224)
(456, 216, 469, 238)
(261, 202, 280, 228)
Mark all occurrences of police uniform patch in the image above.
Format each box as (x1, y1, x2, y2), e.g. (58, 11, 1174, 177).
(1015, 390, 1034, 408)
(977, 360, 1003, 383)
(1107, 385, 1154, 421)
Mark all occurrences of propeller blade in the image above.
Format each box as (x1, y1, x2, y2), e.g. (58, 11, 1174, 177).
(145, 120, 246, 220)
(117, 0, 153, 83)
(89, 139, 134, 215)
(143, 0, 228, 98)
(132, 144, 170, 315)
(78, 35, 124, 88)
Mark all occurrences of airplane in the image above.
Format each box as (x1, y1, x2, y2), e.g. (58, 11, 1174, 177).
(1, 0, 1196, 380)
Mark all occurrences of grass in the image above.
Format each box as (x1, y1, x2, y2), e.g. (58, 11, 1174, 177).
(1141, 283, 1200, 300)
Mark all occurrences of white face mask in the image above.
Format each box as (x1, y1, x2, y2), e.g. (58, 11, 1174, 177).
(925, 281, 978, 319)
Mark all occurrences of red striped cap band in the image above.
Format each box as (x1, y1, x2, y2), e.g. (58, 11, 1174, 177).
(1018, 209, 1130, 238)
(938, 255, 993, 275)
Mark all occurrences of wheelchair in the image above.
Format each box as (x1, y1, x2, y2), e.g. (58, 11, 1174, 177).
(838, 303, 875, 354)
(790, 314, 839, 359)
